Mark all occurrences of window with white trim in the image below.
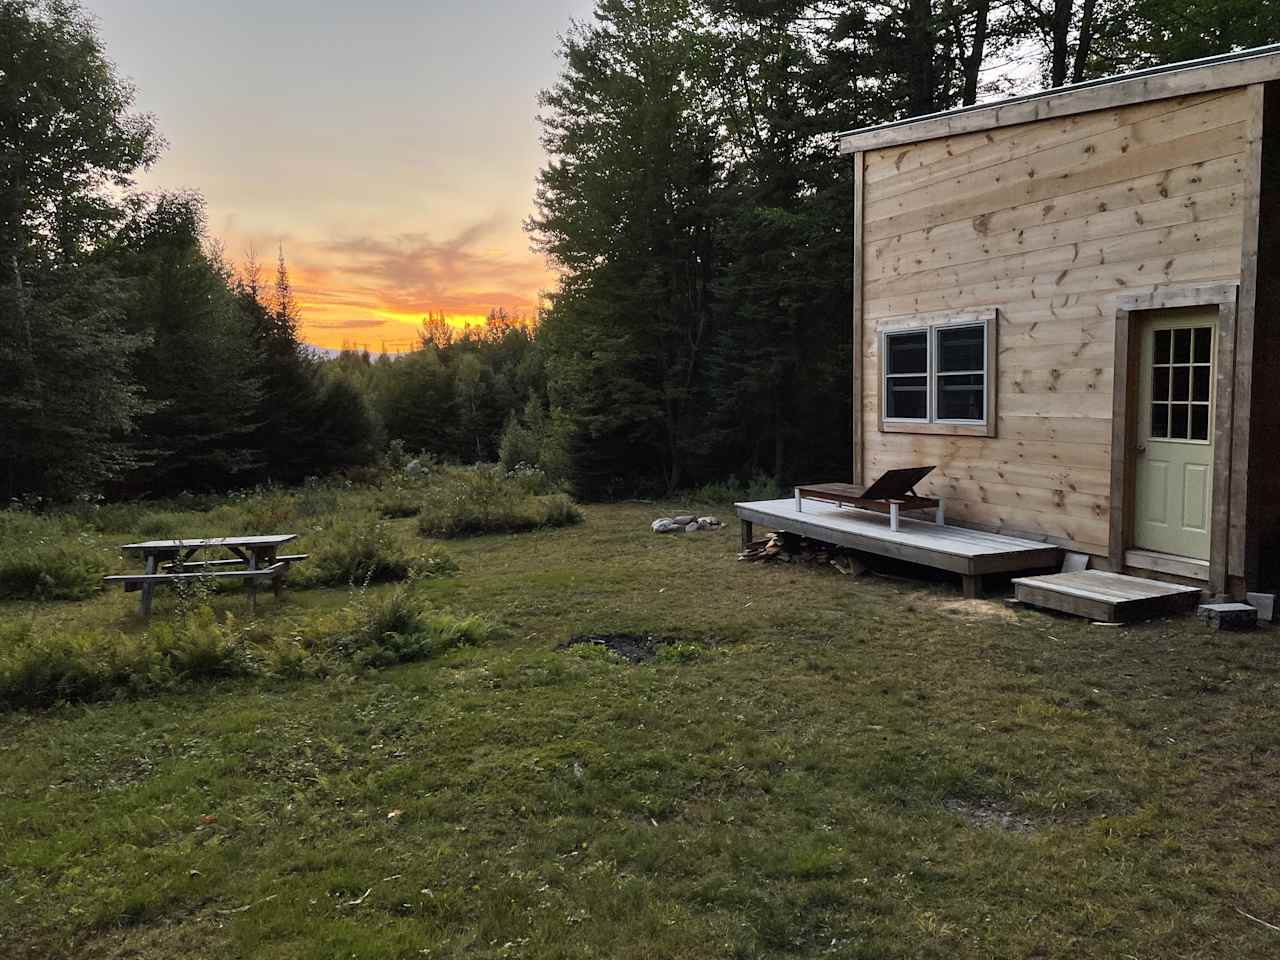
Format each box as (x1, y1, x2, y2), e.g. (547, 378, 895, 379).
(880, 317, 992, 430)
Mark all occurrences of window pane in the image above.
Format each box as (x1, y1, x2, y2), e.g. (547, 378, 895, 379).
(937, 373, 984, 421)
(1153, 366, 1170, 401)
(1172, 366, 1190, 402)
(1193, 327, 1212, 363)
(1155, 329, 1171, 364)
(938, 325, 984, 373)
(1171, 404, 1189, 439)
(886, 376, 927, 419)
(1151, 403, 1169, 438)
(1173, 328, 1192, 364)
(1191, 404, 1210, 441)
(1193, 366, 1210, 402)
(886, 332, 927, 375)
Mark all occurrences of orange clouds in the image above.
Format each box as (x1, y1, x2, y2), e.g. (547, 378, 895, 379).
(231, 218, 555, 351)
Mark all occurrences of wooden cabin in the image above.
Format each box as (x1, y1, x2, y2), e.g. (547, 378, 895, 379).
(838, 46, 1280, 599)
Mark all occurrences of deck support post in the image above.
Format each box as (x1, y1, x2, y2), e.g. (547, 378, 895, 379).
(889, 502, 900, 532)
(740, 518, 754, 550)
(962, 574, 982, 599)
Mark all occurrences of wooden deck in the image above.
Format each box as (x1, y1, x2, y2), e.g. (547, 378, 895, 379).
(1012, 570, 1203, 622)
(735, 498, 1061, 596)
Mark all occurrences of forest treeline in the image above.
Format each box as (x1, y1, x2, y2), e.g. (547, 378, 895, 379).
(2, 0, 1277, 502)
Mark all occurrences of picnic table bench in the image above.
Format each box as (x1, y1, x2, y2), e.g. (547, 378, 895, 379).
(104, 535, 308, 618)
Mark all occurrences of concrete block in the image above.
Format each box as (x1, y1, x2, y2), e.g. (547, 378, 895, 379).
(1246, 592, 1277, 622)
(1197, 602, 1258, 631)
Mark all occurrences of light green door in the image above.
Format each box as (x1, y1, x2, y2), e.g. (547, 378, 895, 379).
(1133, 307, 1216, 560)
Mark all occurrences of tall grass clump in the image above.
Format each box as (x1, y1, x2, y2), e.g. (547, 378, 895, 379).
(0, 512, 110, 601)
(417, 466, 584, 538)
(0, 592, 502, 710)
(325, 587, 507, 669)
(294, 517, 456, 588)
(0, 609, 251, 709)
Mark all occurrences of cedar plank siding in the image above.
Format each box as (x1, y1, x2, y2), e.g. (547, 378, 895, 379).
(856, 89, 1251, 558)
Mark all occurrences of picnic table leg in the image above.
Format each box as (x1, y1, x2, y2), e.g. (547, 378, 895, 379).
(247, 550, 258, 615)
(889, 502, 900, 532)
(139, 554, 156, 619)
(740, 518, 754, 551)
(936, 499, 945, 526)
(794, 488, 802, 513)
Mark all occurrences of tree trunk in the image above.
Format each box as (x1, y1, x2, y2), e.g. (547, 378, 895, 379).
(1049, 0, 1073, 87)
(1072, 0, 1097, 84)
(961, 0, 990, 105)
(907, 0, 937, 115)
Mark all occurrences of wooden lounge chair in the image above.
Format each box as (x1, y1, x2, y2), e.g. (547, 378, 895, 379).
(794, 466, 942, 531)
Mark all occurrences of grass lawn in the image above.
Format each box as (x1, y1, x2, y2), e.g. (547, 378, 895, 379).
(3, 500, 1279, 958)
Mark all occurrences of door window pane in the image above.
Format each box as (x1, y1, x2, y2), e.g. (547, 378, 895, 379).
(886, 332, 927, 375)
(1155, 329, 1171, 364)
(1171, 404, 1189, 439)
(886, 376, 927, 419)
(1173, 328, 1192, 364)
(1153, 366, 1170, 401)
(937, 325, 984, 372)
(937, 373, 984, 421)
(1193, 366, 1210, 402)
(1191, 404, 1210, 441)
(1172, 366, 1190, 402)
(1193, 327, 1212, 363)
(1151, 403, 1169, 438)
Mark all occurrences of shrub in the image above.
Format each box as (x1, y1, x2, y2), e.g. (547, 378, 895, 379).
(0, 607, 249, 709)
(294, 518, 456, 588)
(689, 471, 784, 504)
(329, 587, 506, 669)
(417, 466, 584, 539)
(0, 513, 109, 601)
(0, 593, 500, 710)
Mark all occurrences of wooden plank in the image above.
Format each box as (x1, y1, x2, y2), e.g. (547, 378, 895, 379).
(865, 121, 1249, 243)
(839, 49, 1280, 154)
(864, 94, 1251, 228)
(865, 92, 1233, 198)
(866, 216, 1242, 303)
(1230, 84, 1264, 582)
(866, 156, 1245, 269)
(1014, 570, 1202, 621)
(1110, 308, 1136, 571)
(1126, 549, 1211, 581)
(1209, 298, 1238, 593)
(106, 563, 287, 584)
(865, 248, 1242, 321)
(852, 151, 865, 485)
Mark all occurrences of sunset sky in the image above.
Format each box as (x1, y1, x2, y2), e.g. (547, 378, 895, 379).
(84, 0, 596, 350)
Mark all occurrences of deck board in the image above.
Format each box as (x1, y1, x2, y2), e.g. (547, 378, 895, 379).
(1012, 570, 1203, 621)
(734, 498, 1061, 576)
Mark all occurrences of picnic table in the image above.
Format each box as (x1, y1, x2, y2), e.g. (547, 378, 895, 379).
(104, 535, 308, 618)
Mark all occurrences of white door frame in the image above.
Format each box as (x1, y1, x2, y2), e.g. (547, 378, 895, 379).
(1110, 283, 1240, 594)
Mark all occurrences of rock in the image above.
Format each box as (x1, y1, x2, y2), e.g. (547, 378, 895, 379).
(651, 518, 682, 534)
(685, 522, 700, 533)
(697, 516, 722, 529)
(404, 459, 422, 476)
(1197, 602, 1258, 631)
(673, 515, 695, 526)
(1246, 592, 1277, 622)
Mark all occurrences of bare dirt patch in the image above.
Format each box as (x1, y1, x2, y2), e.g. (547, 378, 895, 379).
(943, 796, 1040, 833)
(937, 598, 1020, 623)
(560, 633, 672, 662)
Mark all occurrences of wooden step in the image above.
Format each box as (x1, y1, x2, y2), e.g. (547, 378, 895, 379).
(1012, 570, 1203, 622)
